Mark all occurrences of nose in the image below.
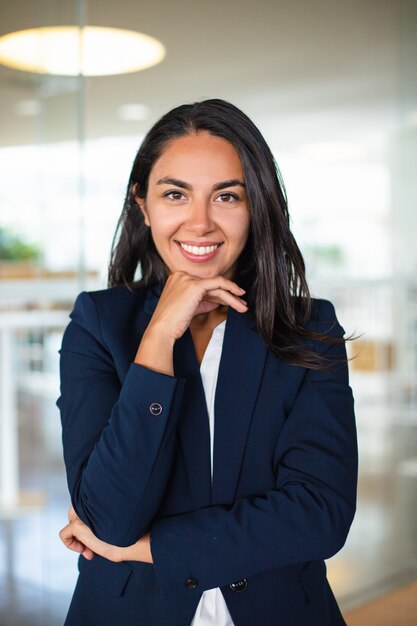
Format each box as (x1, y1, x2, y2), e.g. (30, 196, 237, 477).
(185, 197, 215, 234)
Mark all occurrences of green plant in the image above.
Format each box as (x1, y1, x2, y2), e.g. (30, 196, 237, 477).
(0, 227, 42, 261)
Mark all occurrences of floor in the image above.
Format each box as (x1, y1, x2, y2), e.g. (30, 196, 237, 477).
(1, 351, 417, 624)
(345, 578, 417, 625)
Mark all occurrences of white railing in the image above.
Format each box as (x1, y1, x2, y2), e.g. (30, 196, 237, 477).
(0, 310, 69, 515)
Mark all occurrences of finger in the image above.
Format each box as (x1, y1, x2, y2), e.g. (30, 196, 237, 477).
(66, 538, 87, 554)
(81, 547, 95, 560)
(201, 277, 246, 297)
(203, 288, 248, 313)
(60, 522, 95, 559)
(59, 524, 87, 553)
(61, 518, 118, 562)
(194, 300, 221, 315)
(203, 290, 247, 306)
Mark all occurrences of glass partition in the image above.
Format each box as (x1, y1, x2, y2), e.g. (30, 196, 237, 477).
(1, 0, 416, 622)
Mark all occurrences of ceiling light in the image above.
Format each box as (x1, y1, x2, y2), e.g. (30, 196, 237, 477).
(0, 26, 165, 76)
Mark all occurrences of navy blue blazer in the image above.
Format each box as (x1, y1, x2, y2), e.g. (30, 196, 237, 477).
(57, 282, 357, 626)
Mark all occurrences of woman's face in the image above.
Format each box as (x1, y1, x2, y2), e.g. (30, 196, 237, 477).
(136, 131, 250, 280)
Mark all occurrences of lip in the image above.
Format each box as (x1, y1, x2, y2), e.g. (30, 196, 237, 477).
(176, 240, 223, 246)
(175, 241, 223, 263)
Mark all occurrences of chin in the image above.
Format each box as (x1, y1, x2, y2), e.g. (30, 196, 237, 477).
(189, 268, 219, 279)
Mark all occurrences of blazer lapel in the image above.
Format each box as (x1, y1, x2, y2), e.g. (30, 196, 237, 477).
(137, 284, 268, 510)
(174, 332, 212, 509)
(211, 307, 268, 506)
(111, 284, 164, 381)
(141, 283, 212, 509)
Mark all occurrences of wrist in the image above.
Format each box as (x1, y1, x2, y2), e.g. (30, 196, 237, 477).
(118, 533, 153, 563)
(143, 322, 176, 347)
(134, 323, 175, 377)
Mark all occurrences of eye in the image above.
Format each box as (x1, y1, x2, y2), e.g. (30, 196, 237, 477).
(216, 192, 239, 203)
(163, 190, 186, 201)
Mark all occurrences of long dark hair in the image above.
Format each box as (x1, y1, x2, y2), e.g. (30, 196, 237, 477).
(109, 98, 349, 369)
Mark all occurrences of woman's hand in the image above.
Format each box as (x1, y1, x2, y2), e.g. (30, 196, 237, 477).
(59, 507, 153, 564)
(147, 271, 248, 342)
(134, 271, 248, 375)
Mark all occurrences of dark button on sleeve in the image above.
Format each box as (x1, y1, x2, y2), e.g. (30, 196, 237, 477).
(230, 578, 248, 592)
(185, 577, 199, 589)
(149, 402, 163, 416)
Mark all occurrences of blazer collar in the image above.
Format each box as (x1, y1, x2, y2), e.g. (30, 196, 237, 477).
(144, 281, 163, 316)
(140, 282, 268, 508)
(210, 307, 268, 505)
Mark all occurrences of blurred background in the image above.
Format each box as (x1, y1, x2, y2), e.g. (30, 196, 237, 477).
(0, 0, 416, 624)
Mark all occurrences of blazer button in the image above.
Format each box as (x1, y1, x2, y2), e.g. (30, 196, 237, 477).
(149, 403, 163, 416)
(185, 577, 199, 589)
(230, 578, 248, 592)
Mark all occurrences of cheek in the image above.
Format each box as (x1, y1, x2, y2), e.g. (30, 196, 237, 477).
(222, 209, 249, 230)
(158, 207, 183, 226)
(148, 215, 179, 242)
(231, 216, 250, 248)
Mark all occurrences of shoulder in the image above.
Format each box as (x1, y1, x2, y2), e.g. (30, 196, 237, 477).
(310, 298, 336, 320)
(83, 283, 148, 308)
(314, 298, 345, 339)
(69, 283, 150, 334)
(291, 297, 347, 368)
(296, 297, 344, 337)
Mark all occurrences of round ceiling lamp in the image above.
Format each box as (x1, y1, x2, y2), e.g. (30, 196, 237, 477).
(0, 26, 166, 76)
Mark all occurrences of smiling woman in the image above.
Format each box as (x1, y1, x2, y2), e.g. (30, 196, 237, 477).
(133, 132, 250, 279)
(56, 99, 357, 626)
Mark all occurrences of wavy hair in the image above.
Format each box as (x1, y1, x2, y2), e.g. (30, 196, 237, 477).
(108, 99, 349, 368)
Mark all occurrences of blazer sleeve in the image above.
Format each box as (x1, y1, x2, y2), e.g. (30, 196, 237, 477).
(56, 290, 186, 546)
(149, 299, 358, 594)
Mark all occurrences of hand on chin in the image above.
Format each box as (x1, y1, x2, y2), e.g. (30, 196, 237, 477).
(194, 300, 220, 315)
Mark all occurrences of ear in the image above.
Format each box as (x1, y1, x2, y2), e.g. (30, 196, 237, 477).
(132, 184, 150, 227)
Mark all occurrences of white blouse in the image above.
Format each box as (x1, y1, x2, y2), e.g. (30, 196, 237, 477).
(189, 319, 235, 626)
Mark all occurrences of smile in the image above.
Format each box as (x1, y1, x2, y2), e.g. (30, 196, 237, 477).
(176, 241, 223, 262)
(179, 242, 221, 255)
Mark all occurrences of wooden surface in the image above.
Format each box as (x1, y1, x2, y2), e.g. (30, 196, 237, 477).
(345, 579, 417, 625)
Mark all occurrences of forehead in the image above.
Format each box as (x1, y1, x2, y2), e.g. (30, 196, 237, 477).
(149, 131, 244, 182)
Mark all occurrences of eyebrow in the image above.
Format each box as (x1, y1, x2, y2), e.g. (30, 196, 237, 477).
(156, 177, 246, 191)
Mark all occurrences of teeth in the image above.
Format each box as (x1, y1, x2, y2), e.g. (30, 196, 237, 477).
(179, 243, 220, 256)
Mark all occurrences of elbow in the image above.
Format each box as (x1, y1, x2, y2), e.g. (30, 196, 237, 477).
(322, 500, 356, 559)
(69, 478, 96, 531)
(70, 477, 150, 546)
(297, 480, 357, 560)
(69, 472, 110, 539)
(338, 501, 356, 549)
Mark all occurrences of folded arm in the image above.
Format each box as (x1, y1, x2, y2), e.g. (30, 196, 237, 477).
(59, 505, 153, 563)
(148, 301, 358, 592)
(58, 297, 358, 594)
(57, 291, 186, 546)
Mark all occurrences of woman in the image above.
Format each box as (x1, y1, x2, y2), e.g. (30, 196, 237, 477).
(57, 99, 358, 626)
